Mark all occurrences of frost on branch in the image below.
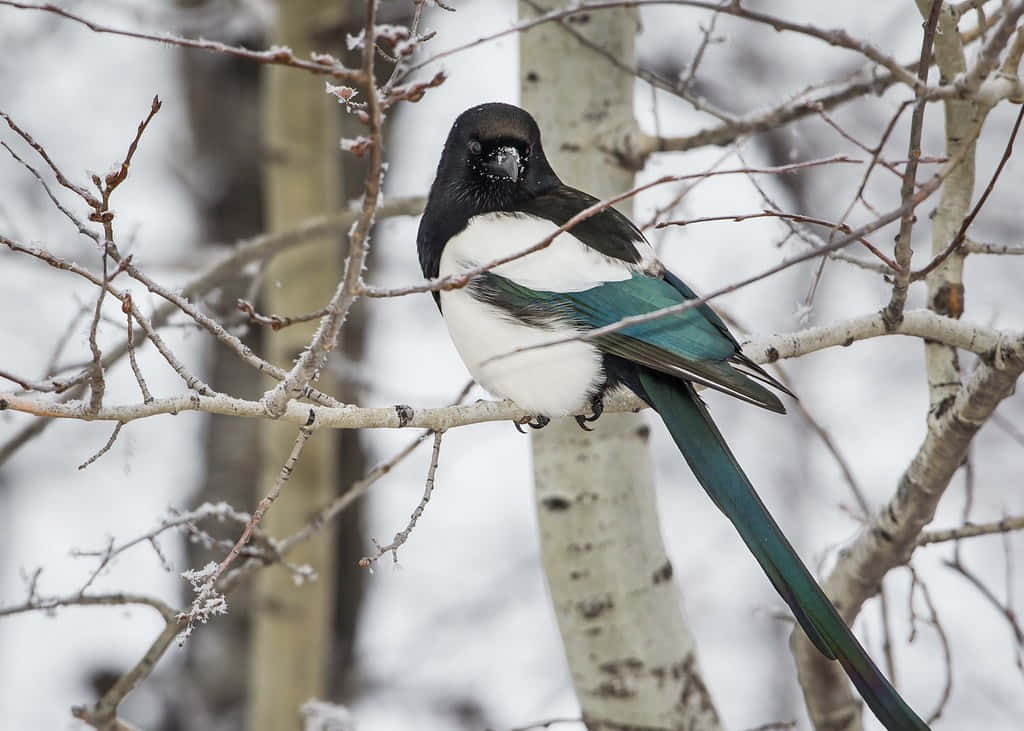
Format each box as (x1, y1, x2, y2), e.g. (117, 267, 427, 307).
(345, 29, 364, 51)
(176, 561, 228, 643)
(300, 699, 355, 731)
(325, 82, 358, 103)
(341, 136, 372, 157)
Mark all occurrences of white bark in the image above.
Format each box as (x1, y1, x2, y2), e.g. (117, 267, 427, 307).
(520, 3, 721, 729)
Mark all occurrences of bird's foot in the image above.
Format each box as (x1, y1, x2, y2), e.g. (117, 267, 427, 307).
(574, 395, 605, 431)
(514, 414, 551, 433)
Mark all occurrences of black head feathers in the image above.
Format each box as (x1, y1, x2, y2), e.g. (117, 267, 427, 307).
(433, 103, 561, 207)
(417, 103, 563, 283)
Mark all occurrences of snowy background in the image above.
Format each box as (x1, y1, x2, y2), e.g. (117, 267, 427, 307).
(1, 1, 1023, 730)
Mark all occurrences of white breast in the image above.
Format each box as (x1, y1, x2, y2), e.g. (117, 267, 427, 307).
(438, 213, 638, 416)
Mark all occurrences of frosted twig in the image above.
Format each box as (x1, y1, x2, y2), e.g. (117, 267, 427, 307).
(0, 107, 98, 204)
(71, 501, 259, 571)
(77, 422, 124, 470)
(359, 429, 444, 567)
(178, 425, 314, 637)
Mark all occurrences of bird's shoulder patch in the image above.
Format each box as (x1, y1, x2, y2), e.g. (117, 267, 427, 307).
(516, 186, 662, 276)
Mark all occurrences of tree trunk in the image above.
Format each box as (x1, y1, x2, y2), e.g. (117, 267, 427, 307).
(520, 4, 722, 729)
(250, 2, 346, 729)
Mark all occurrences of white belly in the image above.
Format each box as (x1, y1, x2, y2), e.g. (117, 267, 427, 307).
(439, 288, 603, 416)
(437, 212, 627, 416)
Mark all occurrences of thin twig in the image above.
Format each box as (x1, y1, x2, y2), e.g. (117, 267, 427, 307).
(944, 556, 1024, 668)
(361, 156, 861, 299)
(78, 422, 124, 470)
(912, 104, 1024, 280)
(404, 0, 924, 92)
(124, 294, 153, 403)
(657, 209, 902, 271)
(918, 515, 1024, 545)
(236, 299, 330, 331)
(0, 139, 99, 242)
(882, 0, 943, 327)
(360, 429, 444, 567)
(907, 567, 954, 723)
(179, 424, 315, 635)
(0, 1, 364, 82)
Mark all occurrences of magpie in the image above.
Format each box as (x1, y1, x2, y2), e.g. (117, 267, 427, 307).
(416, 102, 929, 731)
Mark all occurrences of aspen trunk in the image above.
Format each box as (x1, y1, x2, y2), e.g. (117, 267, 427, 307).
(250, 2, 344, 728)
(520, 4, 722, 729)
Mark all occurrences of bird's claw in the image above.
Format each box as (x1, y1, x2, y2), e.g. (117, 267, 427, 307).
(574, 395, 605, 431)
(514, 414, 550, 433)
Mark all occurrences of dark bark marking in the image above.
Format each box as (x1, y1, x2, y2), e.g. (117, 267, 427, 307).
(652, 560, 673, 585)
(577, 594, 614, 619)
(394, 404, 414, 427)
(542, 496, 571, 511)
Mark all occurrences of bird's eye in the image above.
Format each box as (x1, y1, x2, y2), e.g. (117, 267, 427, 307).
(467, 139, 482, 155)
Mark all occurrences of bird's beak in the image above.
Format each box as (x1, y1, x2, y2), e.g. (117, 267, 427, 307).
(488, 146, 521, 182)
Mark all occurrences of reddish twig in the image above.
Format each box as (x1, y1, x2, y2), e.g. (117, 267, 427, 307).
(236, 299, 330, 331)
(656, 209, 903, 271)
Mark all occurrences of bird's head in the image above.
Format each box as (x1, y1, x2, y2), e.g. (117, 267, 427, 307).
(435, 102, 560, 212)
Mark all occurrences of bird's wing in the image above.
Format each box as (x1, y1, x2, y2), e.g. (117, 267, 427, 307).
(470, 270, 788, 413)
(517, 186, 649, 266)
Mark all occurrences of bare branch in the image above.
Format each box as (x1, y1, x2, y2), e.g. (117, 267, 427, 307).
(179, 425, 315, 637)
(362, 156, 861, 299)
(0, 1, 364, 82)
(3, 310, 1017, 431)
(77, 422, 124, 470)
(656, 209, 902, 271)
(882, 0, 943, 328)
(912, 104, 1024, 281)
(359, 429, 444, 567)
(918, 516, 1024, 545)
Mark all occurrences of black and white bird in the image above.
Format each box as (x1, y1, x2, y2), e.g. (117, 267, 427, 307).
(416, 102, 928, 731)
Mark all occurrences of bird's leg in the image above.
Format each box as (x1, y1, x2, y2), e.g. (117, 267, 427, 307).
(514, 414, 551, 433)
(574, 393, 605, 431)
